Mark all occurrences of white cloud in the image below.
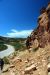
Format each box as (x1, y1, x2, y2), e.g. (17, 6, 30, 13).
(6, 29, 33, 38)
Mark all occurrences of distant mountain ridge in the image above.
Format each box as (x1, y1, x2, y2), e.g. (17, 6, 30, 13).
(0, 36, 26, 44)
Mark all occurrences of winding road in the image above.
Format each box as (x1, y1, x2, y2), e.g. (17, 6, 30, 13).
(0, 44, 15, 58)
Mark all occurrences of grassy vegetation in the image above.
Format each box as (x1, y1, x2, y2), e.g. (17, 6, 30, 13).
(0, 44, 7, 51)
(0, 36, 26, 51)
(6, 38, 27, 51)
(10, 42, 26, 51)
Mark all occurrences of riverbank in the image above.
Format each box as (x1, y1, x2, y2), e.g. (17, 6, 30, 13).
(0, 44, 7, 51)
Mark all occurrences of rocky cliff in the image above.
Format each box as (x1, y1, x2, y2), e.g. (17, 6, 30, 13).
(26, 3, 50, 48)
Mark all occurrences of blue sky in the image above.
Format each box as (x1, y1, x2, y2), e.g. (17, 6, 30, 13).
(0, 0, 50, 38)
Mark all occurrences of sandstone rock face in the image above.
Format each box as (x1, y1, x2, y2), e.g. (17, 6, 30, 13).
(38, 12, 48, 29)
(46, 3, 50, 11)
(26, 3, 50, 48)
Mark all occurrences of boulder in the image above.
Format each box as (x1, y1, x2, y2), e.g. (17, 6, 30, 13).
(32, 39, 39, 49)
(9, 70, 15, 75)
(25, 60, 28, 63)
(24, 64, 36, 74)
(3, 65, 15, 72)
(12, 57, 22, 62)
(3, 65, 9, 72)
(9, 65, 15, 68)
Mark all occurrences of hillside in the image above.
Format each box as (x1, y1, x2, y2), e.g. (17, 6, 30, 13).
(0, 36, 26, 44)
(1, 42, 50, 75)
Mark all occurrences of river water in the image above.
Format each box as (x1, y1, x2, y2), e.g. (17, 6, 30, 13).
(0, 44, 15, 58)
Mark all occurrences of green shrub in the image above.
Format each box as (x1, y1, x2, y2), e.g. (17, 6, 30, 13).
(13, 43, 26, 51)
(3, 57, 10, 64)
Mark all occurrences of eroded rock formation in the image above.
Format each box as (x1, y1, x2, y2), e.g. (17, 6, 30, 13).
(26, 3, 50, 48)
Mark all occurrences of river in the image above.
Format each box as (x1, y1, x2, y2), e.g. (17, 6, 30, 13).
(0, 44, 15, 58)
